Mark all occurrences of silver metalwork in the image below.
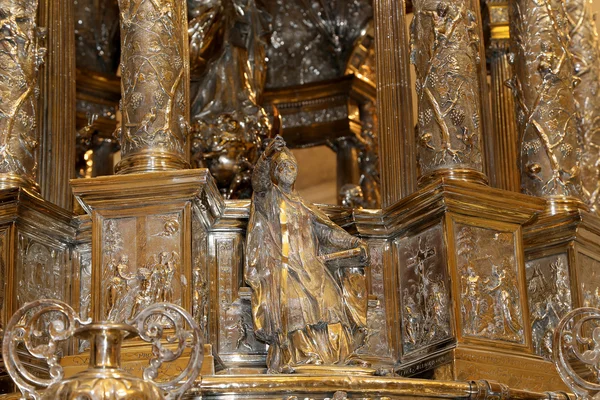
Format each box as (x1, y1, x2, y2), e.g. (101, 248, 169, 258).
(115, 0, 190, 174)
(566, 0, 600, 212)
(410, 0, 486, 182)
(188, 0, 270, 199)
(245, 136, 371, 373)
(3, 299, 203, 400)
(0, 0, 46, 189)
(553, 307, 600, 399)
(509, 0, 583, 199)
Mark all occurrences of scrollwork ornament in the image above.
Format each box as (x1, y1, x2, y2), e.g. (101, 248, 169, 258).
(129, 302, 204, 400)
(2, 299, 90, 400)
(553, 307, 600, 399)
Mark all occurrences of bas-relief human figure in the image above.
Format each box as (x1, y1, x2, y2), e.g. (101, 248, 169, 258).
(245, 136, 371, 373)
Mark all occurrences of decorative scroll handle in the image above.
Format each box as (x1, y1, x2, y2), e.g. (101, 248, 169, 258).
(2, 299, 89, 400)
(553, 307, 600, 399)
(129, 302, 204, 400)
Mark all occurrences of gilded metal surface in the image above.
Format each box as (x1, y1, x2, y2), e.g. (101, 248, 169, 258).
(115, 0, 190, 174)
(373, 0, 417, 204)
(509, 0, 583, 199)
(453, 223, 524, 343)
(410, 0, 485, 182)
(355, 101, 381, 208)
(3, 300, 202, 400)
(566, 0, 600, 213)
(397, 224, 452, 359)
(188, 0, 270, 199)
(525, 253, 572, 358)
(553, 307, 600, 399)
(245, 137, 370, 372)
(579, 253, 600, 308)
(264, 0, 372, 90)
(0, 0, 45, 190)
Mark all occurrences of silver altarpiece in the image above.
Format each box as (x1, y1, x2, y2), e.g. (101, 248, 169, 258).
(0, 0, 600, 398)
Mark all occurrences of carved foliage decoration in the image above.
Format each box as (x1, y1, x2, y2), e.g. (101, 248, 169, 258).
(566, 0, 600, 211)
(117, 0, 188, 158)
(101, 215, 187, 323)
(454, 223, 525, 343)
(526, 253, 572, 359)
(410, 0, 484, 176)
(397, 224, 452, 357)
(509, 0, 582, 198)
(0, 0, 45, 182)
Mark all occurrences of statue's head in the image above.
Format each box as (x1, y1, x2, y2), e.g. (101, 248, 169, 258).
(271, 149, 298, 188)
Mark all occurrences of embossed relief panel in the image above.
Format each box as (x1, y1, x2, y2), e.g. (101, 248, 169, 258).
(77, 243, 92, 353)
(579, 253, 600, 308)
(452, 222, 525, 344)
(525, 253, 572, 359)
(16, 233, 69, 308)
(397, 224, 453, 359)
(100, 213, 186, 322)
(210, 232, 267, 362)
(356, 240, 392, 359)
(192, 210, 209, 340)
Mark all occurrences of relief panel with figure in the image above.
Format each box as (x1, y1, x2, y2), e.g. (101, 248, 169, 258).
(397, 224, 452, 358)
(453, 221, 525, 344)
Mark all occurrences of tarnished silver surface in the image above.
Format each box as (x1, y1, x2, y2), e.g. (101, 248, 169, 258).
(115, 0, 190, 173)
(566, 0, 600, 212)
(188, 0, 270, 199)
(410, 0, 485, 181)
(0, 0, 45, 189)
(553, 307, 600, 399)
(509, 0, 582, 199)
(454, 224, 524, 343)
(264, 0, 372, 89)
(526, 254, 572, 359)
(397, 224, 452, 359)
(245, 136, 370, 372)
(3, 300, 202, 400)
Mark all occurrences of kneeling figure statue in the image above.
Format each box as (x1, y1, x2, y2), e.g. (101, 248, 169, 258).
(245, 136, 370, 373)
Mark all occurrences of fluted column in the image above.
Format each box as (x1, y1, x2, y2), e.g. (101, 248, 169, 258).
(115, 0, 190, 174)
(410, 0, 488, 186)
(0, 0, 45, 191)
(487, 1, 521, 192)
(509, 0, 583, 206)
(37, 0, 76, 210)
(566, 0, 600, 213)
(373, 0, 417, 207)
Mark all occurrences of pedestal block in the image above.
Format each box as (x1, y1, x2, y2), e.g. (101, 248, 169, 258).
(383, 178, 566, 392)
(0, 188, 78, 393)
(524, 207, 600, 359)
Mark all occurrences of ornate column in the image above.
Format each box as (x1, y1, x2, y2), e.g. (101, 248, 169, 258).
(509, 0, 600, 364)
(115, 0, 190, 174)
(0, 0, 45, 191)
(410, 0, 488, 185)
(509, 0, 583, 205)
(373, 0, 417, 206)
(566, 0, 600, 213)
(486, 1, 521, 192)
